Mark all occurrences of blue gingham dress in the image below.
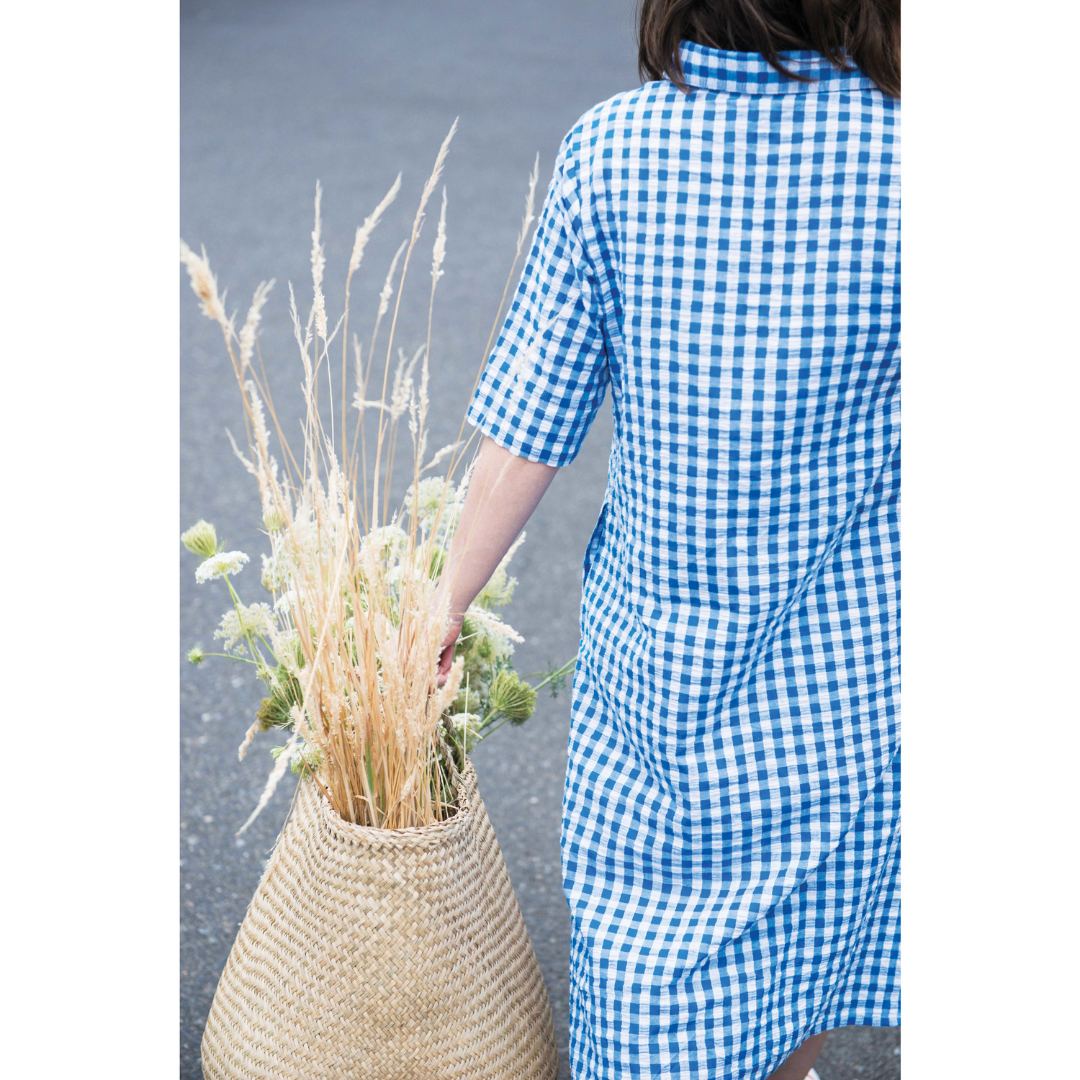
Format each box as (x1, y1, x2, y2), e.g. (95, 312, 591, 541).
(467, 42, 899, 1080)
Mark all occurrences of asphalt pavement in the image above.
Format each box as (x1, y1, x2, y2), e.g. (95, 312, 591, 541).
(180, 3, 900, 1077)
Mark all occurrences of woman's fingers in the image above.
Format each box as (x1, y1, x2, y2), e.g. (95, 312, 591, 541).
(436, 644, 453, 685)
(436, 619, 463, 686)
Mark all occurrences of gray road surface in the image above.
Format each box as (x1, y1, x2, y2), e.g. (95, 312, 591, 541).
(179, 3, 900, 1077)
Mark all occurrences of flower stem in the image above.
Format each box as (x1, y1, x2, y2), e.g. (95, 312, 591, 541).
(529, 657, 577, 693)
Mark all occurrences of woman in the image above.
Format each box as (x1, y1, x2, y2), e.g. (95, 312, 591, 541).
(438, 2, 899, 1077)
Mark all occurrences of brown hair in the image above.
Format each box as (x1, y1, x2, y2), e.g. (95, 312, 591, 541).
(637, 0, 900, 98)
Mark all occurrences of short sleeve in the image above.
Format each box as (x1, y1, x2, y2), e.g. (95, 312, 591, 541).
(466, 138, 610, 467)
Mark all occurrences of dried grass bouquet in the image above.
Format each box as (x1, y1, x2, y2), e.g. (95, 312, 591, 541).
(180, 124, 573, 834)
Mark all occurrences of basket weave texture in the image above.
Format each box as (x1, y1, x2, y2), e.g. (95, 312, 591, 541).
(201, 762, 558, 1080)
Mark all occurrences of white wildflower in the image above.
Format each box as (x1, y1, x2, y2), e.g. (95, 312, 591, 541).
(405, 476, 453, 525)
(466, 605, 524, 645)
(359, 524, 407, 584)
(476, 533, 525, 608)
(432, 479, 468, 544)
(261, 552, 285, 592)
(450, 711, 484, 753)
(476, 565, 517, 609)
(362, 525, 407, 560)
(286, 739, 322, 776)
(468, 618, 515, 663)
(435, 506, 463, 547)
(194, 550, 250, 584)
(275, 628, 303, 672)
(214, 602, 275, 652)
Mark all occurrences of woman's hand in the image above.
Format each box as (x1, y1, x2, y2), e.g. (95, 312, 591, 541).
(437, 610, 463, 686)
(433, 437, 558, 685)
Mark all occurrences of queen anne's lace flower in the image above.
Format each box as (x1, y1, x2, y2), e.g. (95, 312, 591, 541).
(195, 550, 250, 584)
(476, 566, 516, 609)
(261, 552, 285, 592)
(405, 476, 452, 523)
(364, 524, 407, 556)
(427, 476, 468, 546)
(451, 711, 484, 753)
(360, 524, 408, 582)
(273, 628, 304, 672)
(272, 737, 322, 776)
(214, 602, 275, 652)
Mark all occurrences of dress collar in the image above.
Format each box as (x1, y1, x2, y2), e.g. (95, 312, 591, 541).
(670, 39, 876, 95)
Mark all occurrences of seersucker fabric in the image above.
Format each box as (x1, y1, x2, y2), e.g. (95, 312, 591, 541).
(467, 41, 899, 1080)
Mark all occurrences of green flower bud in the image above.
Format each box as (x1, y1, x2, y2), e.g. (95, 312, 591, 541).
(487, 669, 537, 725)
(181, 520, 219, 559)
(476, 566, 516, 609)
(263, 507, 285, 532)
(271, 741, 322, 776)
(290, 745, 322, 775)
(187, 646, 206, 665)
(256, 667, 303, 731)
(257, 693, 292, 731)
(428, 545, 447, 579)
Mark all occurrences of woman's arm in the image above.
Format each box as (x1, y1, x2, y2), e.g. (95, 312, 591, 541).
(436, 436, 558, 681)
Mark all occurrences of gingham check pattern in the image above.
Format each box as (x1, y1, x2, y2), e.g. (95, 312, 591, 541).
(468, 41, 899, 1080)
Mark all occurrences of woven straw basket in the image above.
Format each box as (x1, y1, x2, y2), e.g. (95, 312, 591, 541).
(201, 762, 558, 1080)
